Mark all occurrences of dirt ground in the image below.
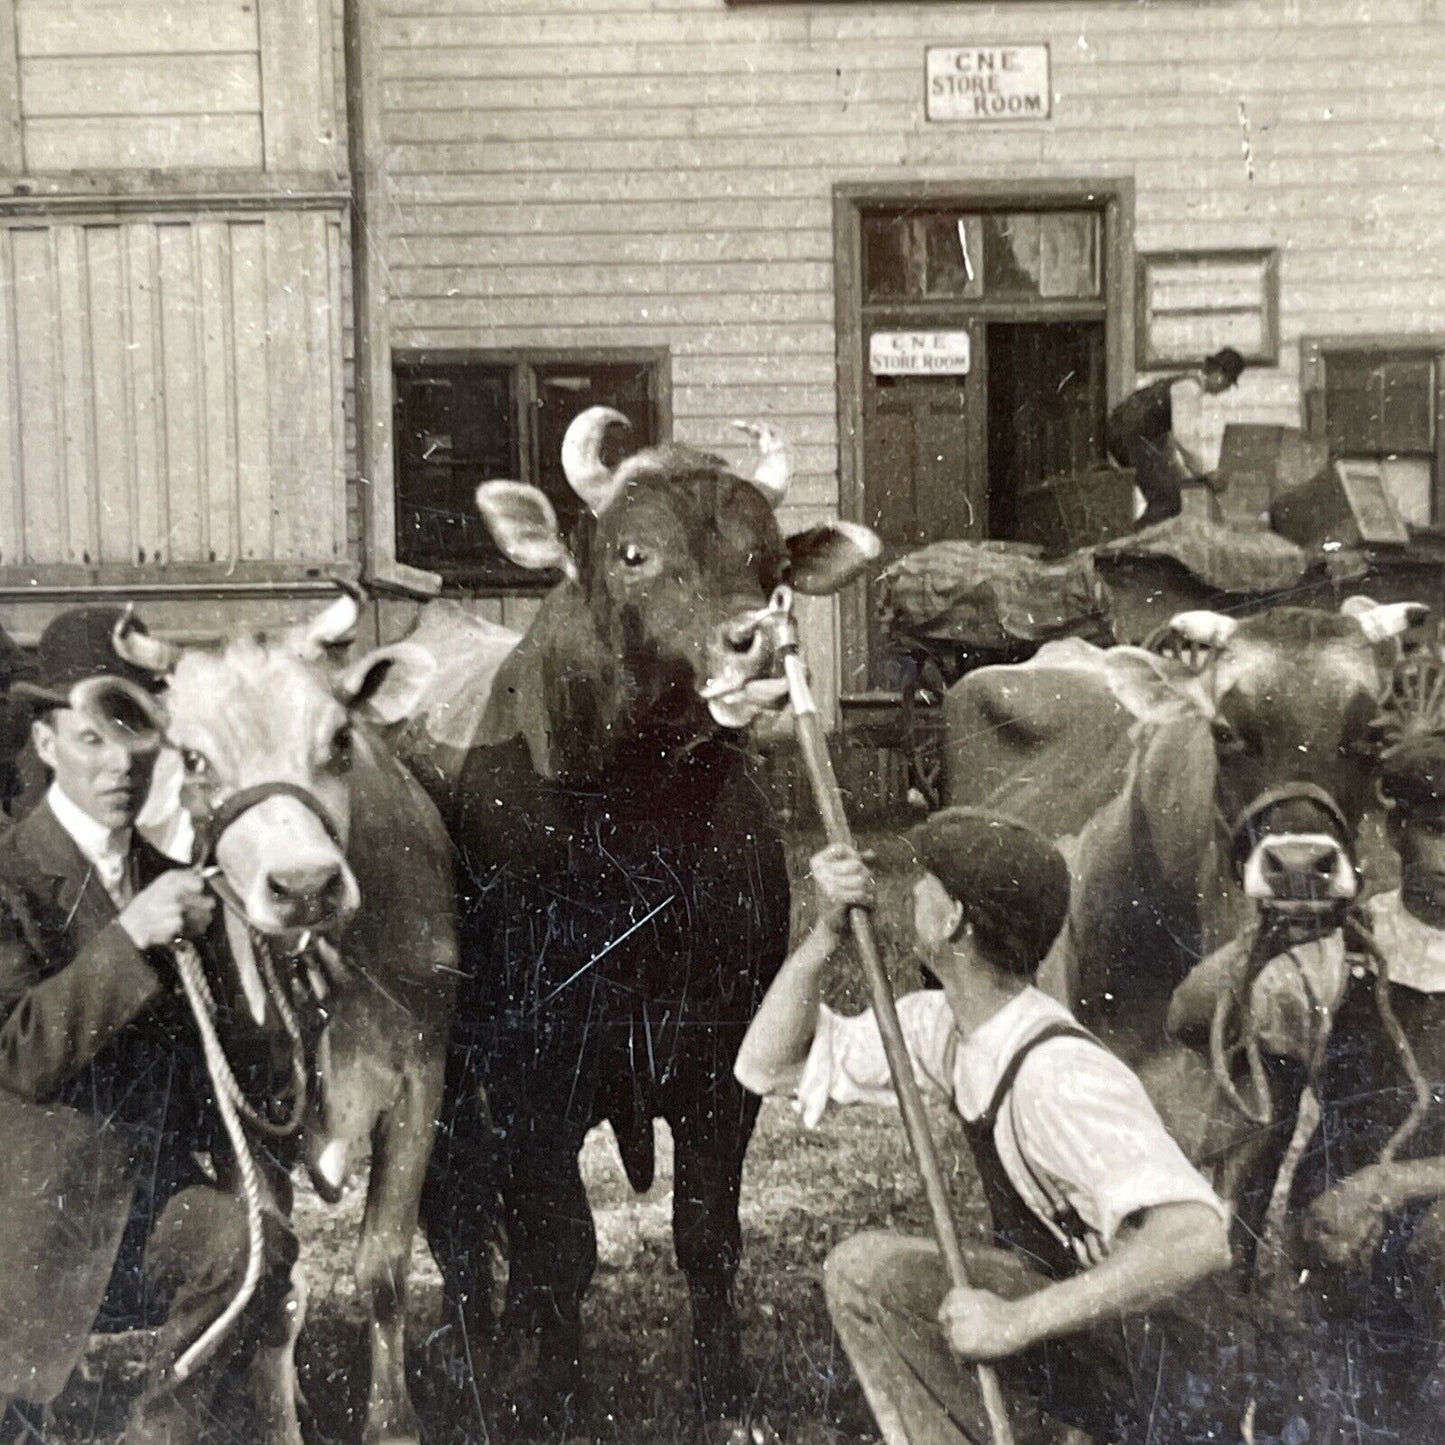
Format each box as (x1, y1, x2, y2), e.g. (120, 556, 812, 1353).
(49, 826, 984, 1445)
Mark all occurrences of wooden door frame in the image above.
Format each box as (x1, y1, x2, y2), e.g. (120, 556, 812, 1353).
(833, 177, 1136, 693)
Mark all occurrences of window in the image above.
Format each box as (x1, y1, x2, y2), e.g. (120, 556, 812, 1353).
(393, 353, 666, 589)
(862, 207, 1101, 304)
(1302, 338, 1445, 527)
(1135, 249, 1279, 370)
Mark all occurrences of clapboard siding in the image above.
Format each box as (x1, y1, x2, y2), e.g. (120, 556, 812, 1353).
(0, 211, 347, 570)
(375, 0, 1443, 698)
(16, 0, 264, 170)
(12, 0, 341, 176)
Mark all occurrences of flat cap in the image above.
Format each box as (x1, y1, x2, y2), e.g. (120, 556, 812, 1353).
(1205, 346, 1246, 385)
(905, 807, 1071, 975)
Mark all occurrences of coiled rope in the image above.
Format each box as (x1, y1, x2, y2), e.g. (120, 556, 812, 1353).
(168, 937, 270, 1383)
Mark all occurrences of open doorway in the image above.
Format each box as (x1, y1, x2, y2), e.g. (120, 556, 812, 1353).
(986, 321, 1108, 542)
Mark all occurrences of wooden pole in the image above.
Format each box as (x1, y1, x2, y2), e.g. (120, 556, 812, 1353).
(779, 646, 1016, 1445)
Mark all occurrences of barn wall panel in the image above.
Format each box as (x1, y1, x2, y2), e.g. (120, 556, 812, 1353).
(0, 211, 346, 570)
(15, 0, 265, 170)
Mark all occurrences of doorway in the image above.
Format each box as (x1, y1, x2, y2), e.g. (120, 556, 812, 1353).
(986, 321, 1107, 543)
(836, 182, 1134, 688)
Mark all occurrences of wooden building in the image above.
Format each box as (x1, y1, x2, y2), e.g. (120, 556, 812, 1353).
(1, 0, 1443, 707)
(0, 0, 354, 645)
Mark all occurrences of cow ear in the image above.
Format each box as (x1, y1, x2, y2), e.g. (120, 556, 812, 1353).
(475, 482, 579, 581)
(337, 642, 437, 725)
(1102, 646, 1215, 724)
(786, 521, 882, 595)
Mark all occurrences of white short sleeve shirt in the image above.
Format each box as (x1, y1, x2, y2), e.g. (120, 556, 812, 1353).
(794, 986, 1226, 1267)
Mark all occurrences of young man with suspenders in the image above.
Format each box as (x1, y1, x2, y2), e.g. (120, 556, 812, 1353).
(736, 808, 1271, 1445)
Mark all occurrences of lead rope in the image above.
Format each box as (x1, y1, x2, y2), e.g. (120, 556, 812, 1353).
(168, 936, 269, 1383)
(1343, 912, 1432, 1165)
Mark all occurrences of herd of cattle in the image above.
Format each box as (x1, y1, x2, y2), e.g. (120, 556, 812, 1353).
(20, 408, 1445, 1441)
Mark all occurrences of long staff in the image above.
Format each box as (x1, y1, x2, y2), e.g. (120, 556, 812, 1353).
(767, 597, 1015, 1445)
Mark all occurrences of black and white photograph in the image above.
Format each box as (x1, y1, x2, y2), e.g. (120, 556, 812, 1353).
(0, 1, 1441, 1442)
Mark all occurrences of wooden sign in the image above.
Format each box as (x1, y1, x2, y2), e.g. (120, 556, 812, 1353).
(926, 46, 1051, 122)
(869, 330, 972, 376)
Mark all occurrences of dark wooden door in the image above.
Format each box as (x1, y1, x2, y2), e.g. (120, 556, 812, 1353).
(862, 357, 987, 547)
(860, 321, 986, 682)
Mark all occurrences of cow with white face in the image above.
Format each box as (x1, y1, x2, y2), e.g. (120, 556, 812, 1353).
(1056, 601, 1424, 1049)
(108, 594, 455, 1445)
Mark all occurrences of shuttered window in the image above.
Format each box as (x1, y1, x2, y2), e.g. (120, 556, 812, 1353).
(0, 0, 349, 587)
(394, 353, 666, 590)
(1136, 250, 1279, 370)
(1302, 339, 1445, 528)
(0, 211, 346, 574)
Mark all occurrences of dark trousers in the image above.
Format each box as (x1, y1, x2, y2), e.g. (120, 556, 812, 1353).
(824, 1231, 1281, 1445)
(1126, 436, 1189, 530)
(109, 1182, 296, 1445)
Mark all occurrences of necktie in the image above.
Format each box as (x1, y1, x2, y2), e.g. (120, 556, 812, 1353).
(96, 841, 133, 908)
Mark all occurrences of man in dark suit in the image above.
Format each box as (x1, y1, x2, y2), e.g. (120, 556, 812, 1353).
(0, 608, 295, 1444)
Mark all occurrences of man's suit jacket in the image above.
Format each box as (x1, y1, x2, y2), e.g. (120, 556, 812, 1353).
(0, 800, 217, 1400)
(0, 799, 217, 1156)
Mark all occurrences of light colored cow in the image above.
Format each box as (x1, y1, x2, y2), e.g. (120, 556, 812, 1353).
(111, 594, 454, 1445)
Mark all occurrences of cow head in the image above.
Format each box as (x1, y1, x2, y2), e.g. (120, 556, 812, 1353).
(108, 593, 434, 936)
(475, 407, 880, 737)
(1102, 601, 1426, 915)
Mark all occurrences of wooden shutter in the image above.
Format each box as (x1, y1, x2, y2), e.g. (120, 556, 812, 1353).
(0, 211, 346, 573)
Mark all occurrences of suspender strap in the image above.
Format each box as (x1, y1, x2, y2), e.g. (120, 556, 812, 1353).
(976, 1020, 1099, 1133)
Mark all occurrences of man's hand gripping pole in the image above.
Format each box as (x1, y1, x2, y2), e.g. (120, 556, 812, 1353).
(760, 588, 1016, 1445)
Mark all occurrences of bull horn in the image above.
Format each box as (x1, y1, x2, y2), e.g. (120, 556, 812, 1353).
(1345, 597, 1429, 644)
(112, 607, 179, 675)
(731, 419, 791, 507)
(1168, 611, 1238, 649)
(301, 586, 362, 654)
(561, 406, 629, 515)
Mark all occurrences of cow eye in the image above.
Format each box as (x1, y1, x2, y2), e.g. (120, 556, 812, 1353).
(181, 748, 210, 778)
(328, 726, 353, 773)
(618, 542, 649, 569)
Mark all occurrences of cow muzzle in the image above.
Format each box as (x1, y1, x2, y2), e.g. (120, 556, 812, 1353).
(195, 781, 360, 935)
(699, 586, 794, 729)
(1231, 784, 1360, 914)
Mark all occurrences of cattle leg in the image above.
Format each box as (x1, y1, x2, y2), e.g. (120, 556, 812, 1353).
(422, 1039, 504, 1351)
(355, 1046, 445, 1445)
(669, 1069, 762, 1421)
(496, 1113, 597, 1424)
(250, 1275, 307, 1445)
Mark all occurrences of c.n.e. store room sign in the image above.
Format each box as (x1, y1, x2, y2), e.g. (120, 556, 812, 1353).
(925, 46, 1052, 122)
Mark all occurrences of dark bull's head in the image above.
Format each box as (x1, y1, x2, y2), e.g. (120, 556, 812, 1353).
(476, 407, 881, 733)
(105, 595, 435, 936)
(1105, 600, 1427, 915)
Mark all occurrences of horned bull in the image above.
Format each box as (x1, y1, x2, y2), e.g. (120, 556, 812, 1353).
(409, 407, 880, 1434)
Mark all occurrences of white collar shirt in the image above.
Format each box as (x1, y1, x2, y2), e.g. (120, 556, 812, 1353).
(794, 985, 1225, 1269)
(47, 781, 134, 907)
(1364, 890, 1445, 995)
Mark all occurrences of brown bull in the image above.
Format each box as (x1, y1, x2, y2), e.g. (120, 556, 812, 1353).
(110, 595, 455, 1445)
(408, 407, 880, 1435)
